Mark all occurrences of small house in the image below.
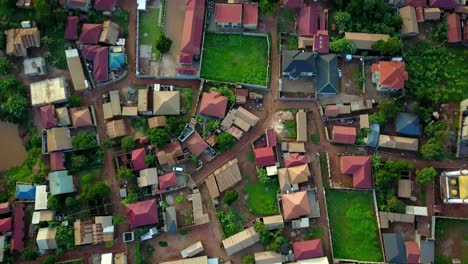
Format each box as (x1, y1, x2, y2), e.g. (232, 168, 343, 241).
(344, 32, 390, 50)
(243, 3, 258, 30)
(36, 227, 57, 250)
(447, 13, 462, 43)
(293, 239, 323, 260)
(125, 199, 158, 229)
(340, 156, 372, 189)
(153, 91, 180, 116)
(383, 233, 406, 264)
(6, 28, 40, 57)
(372, 61, 408, 92)
(65, 49, 89, 91)
(332, 126, 356, 144)
(79, 24, 103, 44)
(65, 16, 79, 40)
(131, 148, 147, 171)
(222, 227, 259, 256)
(106, 119, 127, 139)
(180, 241, 204, 259)
(156, 141, 185, 166)
(158, 172, 177, 190)
(199, 92, 228, 119)
(214, 3, 242, 29)
(137, 168, 158, 188)
(40, 105, 56, 129)
(48, 170, 75, 195)
(400, 6, 419, 36)
(99, 20, 120, 45)
(179, 0, 205, 64)
(23, 57, 46, 77)
(281, 191, 310, 220)
(46, 127, 72, 153)
(71, 107, 93, 128)
(254, 147, 275, 167)
(396, 113, 422, 137)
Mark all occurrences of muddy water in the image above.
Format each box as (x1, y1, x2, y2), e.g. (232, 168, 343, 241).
(0, 121, 27, 171)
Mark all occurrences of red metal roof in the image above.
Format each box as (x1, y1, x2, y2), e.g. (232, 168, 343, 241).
(285, 153, 309, 167)
(65, 16, 79, 40)
(40, 104, 56, 129)
(313, 33, 329, 54)
(79, 24, 102, 44)
(254, 147, 275, 167)
(215, 3, 242, 24)
(298, 6, 318, 37)
(430, 0, 456, 9)
(94, 0, 116, 10)
(293, 239, 323, 260)
(0, 217, 12, 233)
(266, 129, 277, 147)
(159, 172, 177, 190)
(139, 136, 148, 144)
(94, 47, 109, 82)
(324, 105, 339, 117)
(180, 0, 206, 64)
(185, 131, 209, 157)
(283, 0, 303, 9)
(132, 148, 148, 171)
(340, 156, 372, 189)
(406, 241, 420, 264)
(371, 61, 408, 89)
(199, 92, 228, 119)
(406, 0, 427, 7)
(332, 126, 356, 144)
(50, 152, 65, 172)
(11, 203, 24, 252)
(0, 202, 9, 215)
(125, 199, 158, 229)
(447, 13, 462, 43)
(243, 3, 258, 26)
(82, 45, 100, 60)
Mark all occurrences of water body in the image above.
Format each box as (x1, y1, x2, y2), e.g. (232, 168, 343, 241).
(0, 121, 27, 171)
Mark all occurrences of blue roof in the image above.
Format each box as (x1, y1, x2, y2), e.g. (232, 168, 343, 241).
(396, 113, 422, 136)
(420, 240, 434, 263)
(383, 233, 406, 264)
(16, 184, 36, 200)
(109, 52, 126, 70)
(367, 123, 380, 148)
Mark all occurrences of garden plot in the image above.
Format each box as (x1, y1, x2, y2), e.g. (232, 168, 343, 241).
(435, 218, 468, 264)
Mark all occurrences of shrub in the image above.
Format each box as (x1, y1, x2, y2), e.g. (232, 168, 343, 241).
(256, 167, 270, 184)
(113, 215, 124, 225)
(215, 132, 237, 152)
(68, 95, 82, 107)
(22, 246, 38, 261)
(176, 195, 184, 203)
(416, 167, 437, 185)
(387, 196, 406, 213)
(147, 128, 169, 148)
(117, 167, 135, 180)
(72, 131, 97, 149)
(81, 173, 95, 185)
(145, 155, 155, 166)
(241, 255, 255, 264)
(121, 136, 135, 152)
(121, 191, 138, 206)
(71, 155, 88, 172)
(158, 241, 168, 247)
(222, 190, 239, 205)
(156, 34, 172, 54)
(41, 255, 56, 264)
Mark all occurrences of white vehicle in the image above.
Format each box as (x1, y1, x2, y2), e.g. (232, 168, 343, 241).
(173, 166, 184, 172)
(337, 68, 342, 78)
(140, 227, 159, 241)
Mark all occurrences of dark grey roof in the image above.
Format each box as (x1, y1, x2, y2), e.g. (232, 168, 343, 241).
(316, 54, 339, 94)
(396, 112, 422, 136)
(367, 123, 380, 148)
(419, 240, 434, 264)
(164, 206, 177, 233)
(282, 50, 316, 75)
(383, 233, 406, 264)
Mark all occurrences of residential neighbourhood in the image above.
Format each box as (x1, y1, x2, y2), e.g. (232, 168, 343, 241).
(0, 0, 467, 264)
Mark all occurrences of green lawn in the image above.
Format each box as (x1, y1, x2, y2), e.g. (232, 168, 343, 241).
(435, 218, 468, 264)
(326, 189, 382, 262)
(201, 33, 269, 86)
(139, 8, 163, 58)
(245, 180, 279, 216)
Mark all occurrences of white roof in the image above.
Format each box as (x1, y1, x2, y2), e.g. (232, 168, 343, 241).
(30, 77, 67, 106)
(294, 257, 329, 264)
(32, 210, 55, 224)
(405, 205, 428, 216)
(266, 165, 278, 176)
(101, 253, 113, 264)
(34, 185, 48, 210)
(137, 0, 146, 10)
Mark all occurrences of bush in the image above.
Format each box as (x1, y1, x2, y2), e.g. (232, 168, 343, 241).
(222, 190, 239, 205)
(147, 128, 169, 148)
(41, 255, 56, 264)
(121, 136, 135, 152)
(121, 191, 138, 206)
(72, 131, 97, 149)
(81, 182, 110, 202)
(113, 215, 124, 225)
(387, 196, 406, 213)
(156, 34, 173, 54)
(215, 132, 237, 152)
(144, 155, 155, 166)
(81, 173, 95, 185)
(176, 195, 184, 203)
(241, 255, 255, 264)
(68, 95, 82, 107)
(330, 38, 356, 54)
(0, 57, 12, 75)
(416, 167, 437, 185)
(47, 195, 62, 211)
(217, 208, 246, 238)
(56, 225, 75, 254)
(117, 167, 135, 180)
(158, 241, 168, 247)
(254, 222, 286, 253)
(71, 155, 88, 172)
(421, 138, 446, 161)
(256, 167, 270, 184)
(22, 246, 38, 261)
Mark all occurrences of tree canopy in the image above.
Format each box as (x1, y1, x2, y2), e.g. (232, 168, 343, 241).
(372, 37, 402, 56)
(156, 34, 172, 54)
(421, 138, 446, 161)
(72, 131, 98, 149)
(215, 132, 237, 152)
(121, 136, 136, 152)
(0, 77, 28, 123)
(329, 38, 356, 54)
(147, 128, 170, 148)
(416, 167, 437, 185)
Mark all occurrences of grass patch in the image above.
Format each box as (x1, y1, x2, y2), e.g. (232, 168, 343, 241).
(435, 218, 468, 264)
(319, 152, 329, 189)
(175, 87, 193, 112)
(201, 33, 268, 86)
(283, 120, 297, 138)
(326, 190, 382, 262)
(311, 133, 320, 144)
(245, 179, 279, 216)
(217, 208, 246, 238)
(305, 226, 324, 240)
(139, 7, 163, 59)
(279, 8, 295, 33)
(287, 35, 298, 50)
(247, 151, 255, 164)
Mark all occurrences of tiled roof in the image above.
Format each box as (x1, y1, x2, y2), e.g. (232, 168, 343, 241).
(179, 0, 206, 64)
(215, 3, 242, 24)
(406, 241, 420, 264)
(185, 131, 209, 157)
(430, 0, 456, 9)
(11, 203, 24, 252)
(254, 147, 275, 167)
(94, 0, 116, 10)
(372, 61, 408, 89)
(50, 152, 65, 171)
(298, 6, 318, 37)
(283, 0, 303, 9)
(71, 108, 92, 127)
(243, 3, 258, 26)
(447, 13, 461, 43)
(293, 239, 323, 260)
(125, 199, 158, 228)
(40, 104, 56, 129)
(159, 172, 177, 190)
(199, 92, 228, 119)
(0, 217, 12, 233)
(281, 191, 310, 220)
(79, 24, 102, 44)
(332, 126, 356, 144)
(340, 156, 372, 189)
(65, 16, 79, 40)
(284, 153, 309, 167)
(132, 148, 147, 171)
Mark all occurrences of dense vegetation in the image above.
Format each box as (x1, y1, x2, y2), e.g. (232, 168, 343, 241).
(217, 208, 246, 238)
(0, 77, 29, 123)
(254, 221, 286, 252)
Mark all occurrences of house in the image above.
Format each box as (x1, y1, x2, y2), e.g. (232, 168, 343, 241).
(298, 6, 318, 37)
(283, 0, 303, 9)
(35, 185, 48, 210)
(153, 91, 181, 115)
(383, 233, 406, 264)
(106, 119, 127, 139)
(344, 32, 390, 50)
(447, 13, 462, 43)
(181, 241, 205, 259)
(64, 0, 91, 11)
(212, 159, 242, 192)
(285, 153, 309, 167)
(316, 54, 339, 94)
(371, 61, 408, 91)
(31, 210, 55, 225)
(125, 199, 158, 229)
(79, 24, 103, 44)
(48, 170, 75, 195)
(156, 141, 185, 166)
(132, 148, 147, 171)
(282, 51, 316, 80)
(100, 21, 120, 45)
(406, 0, 427, 7)
(179, 0, 206, 64)
(122, 106, 137, 117)
(293, 239, 323, 260)
(309, 33, 330, 54)
(94, 0, 116, 11)
(16, 184, 35, 200)
(23, 57, 46, 77)
(6, 27, 40, 57)
(281, 191, 310, 220)
(222, 227, 260, 256)
(65, 49, 89, 91)
(36, 227, 57, 250)
(109, 90, 121, 116)
(160, 256, 208, 264)
(378, 135, 419, 151)
(137, 168, 158, 188)
(30, 77, 68, 106)
(287, 164, 311, 184)
(159, 172, 177, 190)
(332, 126, 356, 144)
(266, 129, 277, 147)
(243, 3, 259, 30)
(406, 241, 420, 264)
(199, 92, 228, 119)
(340, 156, 372, 189)
(215, 3, 242, 29)
(65, 16, 79, 40)
(74, 216, 114, 246)
(221, 107, 260, 132)
(296, 110, 307, 142)
(430, 0, 456, 9)
(400, 6, 419, 36)
(82, 45, 109, 82)
(74, 219, 93, 246)
(138, 88, 149, 113)
(396, 113, 422, 136)
(11, 203, 24, 252)
(46, 127, 72, 153)
(184, 130, 210, 157)
(40, 105, 56, 129)
(254, 251, 283, 264)
(0, 202, 9, 215)
(254, 147, 275, 167)
(0, 218, 12, 234)
(71, 108, 93, 128)
(424, 8, 441, 20)
(260, 215, 285, 230)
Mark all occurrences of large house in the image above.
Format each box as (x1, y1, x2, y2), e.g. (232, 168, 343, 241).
(30, 77, 68, 106)
(316, 54, 339, 95)
(179, 0, 206, 65)
(214, 3, 242, 29)
(125, 199, 158, 229)
(372, 61, 408, 92)
(6, 28, 40, 57)
(82, 45, 109, 83)
(281, 191, 311, 220)
(153, 91, 181, 115)
(199, 92, 228, 119)
(297, 6, 329, 53)
(281, 51, 317, 80)
(340, 156, 372, 189)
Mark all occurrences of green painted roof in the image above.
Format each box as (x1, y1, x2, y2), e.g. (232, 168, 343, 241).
(48, 170, 74, 195)
(316, 54, 339, 94)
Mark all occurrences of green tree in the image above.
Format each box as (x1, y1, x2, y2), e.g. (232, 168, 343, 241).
(416, 167, 437, 185)
(206, 119, 221, 133)
(241, 255, 255, 264)
(256, 167, 271, 184)
(329, 38, 356, 54)
(222, 190, 239, 205)
(81, 182, 110, 202)
(147, 128, 170, 148)
(71, 155, 88, 172)
(101, 139, 113, 150)
(117, 167, 135, 180)
(371, 154, 382, 170)
(21, 246, 38, 261)
(121, 136, 136, 152)
(215, 132, 237, 152)
(334, 11, 351, 33)
(420, 138, 446, 161)
(259, 0, 275, 15)
(65, 197, 80, 212)
(41, 255, 56, 264)
(121, 191, 138, 206)
(113, 215, 124, 225)
(156, 34, 173, 54)
(72, 131, 97, 149)
(56, 225, 75, 254)
(1, 93, 28, 122)
(68, 95, 82, 107)
(145, 155, 155, 166)
(387, 196, 406, 213)
(34, 0, 51, 26)
(424, 121, 449, 140)
(47, 195, 62, 211)
(0, 57, 12, 75)
(372, 37, 401, 56)
(81, 173, 95, 185)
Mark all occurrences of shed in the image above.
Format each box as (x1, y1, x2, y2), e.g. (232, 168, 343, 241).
(261, 215, 284, 230)
(180, 241, 204, 258)
(32, 210, 55, 224)
(266, 165, 278, 176)
(122, 106, 138, 116)
(148, 116, 167, 128)
(213, 159, 242, 192)
(103, 102, 113, 119)
(236, 107, 260, 127)
(205, 175, 220, 198)
(360, 114, 369, 128)
(398, 179, 412, 198)
(36, 227, 57, 250)
(34, 185, 48, 210)
(254, 251, 283, 264)
(106, 119, 127, 139)
(424, 7, 441, 20)
(400, 6, 419, 36)
(405, 205, 428, 216)
(222, 227, 260, 256)
(282, 142, 306, 153)
(109, 90, 121, 116)
(296, 110, 307, 142)
(137, 168, 158, 187)
(138, 88, 148, 112)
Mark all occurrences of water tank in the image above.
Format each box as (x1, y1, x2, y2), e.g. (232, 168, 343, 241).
(451, 189, 458, 196)
(450, 179, 457, 185)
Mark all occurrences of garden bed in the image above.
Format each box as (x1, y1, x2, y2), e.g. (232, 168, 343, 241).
(326, 189, 382, 262)
(245, 180, 279, 216)
(435, 217, 468, 264)
(201, 33, 269, 86)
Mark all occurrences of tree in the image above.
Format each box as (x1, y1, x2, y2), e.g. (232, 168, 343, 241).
(0, 57, 12, 75)
(424, 121, 449, 140)
(329, 38, 356, 54)
(113, 215, 124, 225)
(145, 155, 155, 166)
(147, 128, 169, 148)
(156, 34, 173, 54)
(34, 0, 51, 26)
(370, 100, 400, 125)
(41, 255, 56, 264)
(421, 138, 446, 161)
(371, 154, 382, 170)
(47, 196, 62, 211)
(334, 11, 351, 33)
(71, 155, 88, 172)
(222, 190, 239, 205)
(1, 93, 28, 122)
(21, 246, 38, 261)
(259, 0, 275, 15)
(241, 255, 255, 264)
(256, 167, 271, 184)
(215, 132, 237, 152)
(101, 139, 113, 150)
(81, 182, 110, 202)
(121, 136, 136, 152)
(205, 119, 220, 133)
(372, 37, 401, 56)
(72, 131, 98, 149)
(416, 167, 437, 185)
(117, 167, 135, 180)
(81, 173, 95, 185)
(56, 225, 75, 254)
(65, 197, 80, 212)
(387, 196, 406, 213)
(121, 191, 138, 206)
(68, 95, 82, 107)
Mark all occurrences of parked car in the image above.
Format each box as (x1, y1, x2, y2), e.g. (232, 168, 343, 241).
(140, 227, 159, 241)
(173, 166, 184, 172)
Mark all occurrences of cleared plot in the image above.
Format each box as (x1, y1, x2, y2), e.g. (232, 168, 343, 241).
(201, 33, 269, 86)
(326, 189, 382, 262)
(435, 218, 468, 264)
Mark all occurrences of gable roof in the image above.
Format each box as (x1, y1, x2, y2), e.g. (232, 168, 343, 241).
(213, 158, 242, 192)
(71, 108, 92, 127)
(283, 0, 303, 9)
(396, 113, 422, 136)
(266, 128, 277, 147)
(243, 3, 258, 26)
(11, 203, 24, 252)
(0, 217, 12, 233)
(156, 140, 184, 166)
(0, 202, 9, 215)
(298, 6, 318, 37)
(99, 20, 120, 45)
(378, 134, 419, 151)
(79, 24, 103, 44)
(65, 16, 79, 40)
(447, 13, 462, 43)
(281, 191, 310, 220)
(132, 148, 147, 171)
(293, 239, 323, 260)
(254, 147, 275, 167)
(137, 168, 158, 187)
(106, 119, 127, 139)
(316, 54, 339, 94)
(406, 241, 420, 264)
(65, 49, 88, 91)
(159, 172, 177, 190)
(153, 91, 181, 115)
(125, 199, 158, 228)
(282, 51, 316, 77)
(215, 3, 242, 24)
(82, 45, 108, 82)
(406, 0, 427, 7)
(94, 0, 116, 10)
(340, 156, 372, 189)
(185, 131, 209, 157)
(16, 184, 36, 200)
(285, 153, 309, 167)
(400, 6, 419, 35)
(180, 0, 206, 64)
(199, 92, 228, 119)
(430, 0, 456, 9)
(222, 226, 260, 256)
(332, 126, 356, 144)
(383, 233, 406, 264)
(344, 32, 390, 50)
(372, 61, 408, 89)
(49, 170, 75, 195)
(40, 105, 56, 129)
(287, 164, 311, 184)
(254, 251, 283, 264)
